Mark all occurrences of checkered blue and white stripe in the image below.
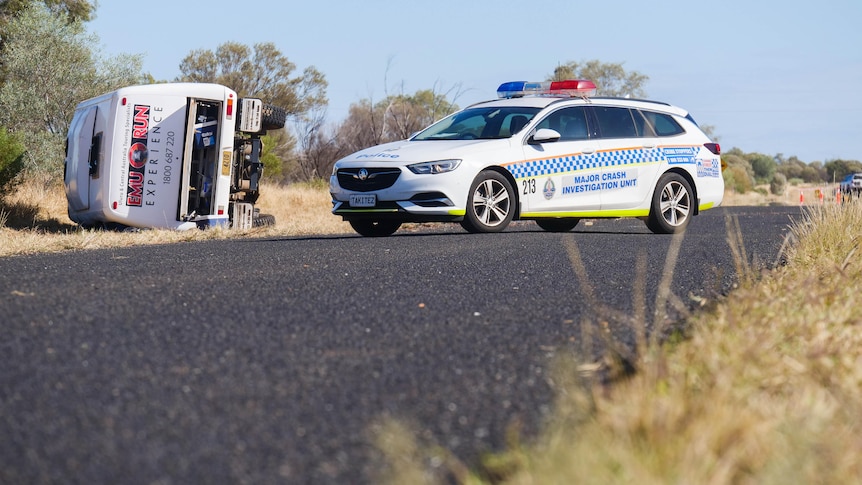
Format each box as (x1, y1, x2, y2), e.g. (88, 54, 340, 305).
(506, 147, 667, 179)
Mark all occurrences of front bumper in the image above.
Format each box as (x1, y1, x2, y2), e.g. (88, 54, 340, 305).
(329, 169, 470, 221)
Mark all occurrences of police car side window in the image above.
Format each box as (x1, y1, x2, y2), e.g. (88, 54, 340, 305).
(560, 108, 589, 141)
(535, 107, 590, 141)
(632, 110, 656, 137)
(594, 107, 637, 139)
(640, 110, 685, 137)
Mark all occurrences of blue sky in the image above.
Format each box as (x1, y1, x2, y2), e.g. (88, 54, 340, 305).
(88, 0, 862, 164)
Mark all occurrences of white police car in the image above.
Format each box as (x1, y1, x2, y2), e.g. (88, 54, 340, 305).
(330, 80, 723, 236)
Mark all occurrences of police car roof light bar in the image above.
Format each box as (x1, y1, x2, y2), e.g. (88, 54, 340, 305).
(496, 80, 597, 99)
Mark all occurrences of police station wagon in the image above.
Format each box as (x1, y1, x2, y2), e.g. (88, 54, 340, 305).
(329, 80, 723, 236)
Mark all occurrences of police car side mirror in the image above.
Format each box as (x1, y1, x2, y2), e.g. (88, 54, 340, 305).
(529, 128, 561, 144)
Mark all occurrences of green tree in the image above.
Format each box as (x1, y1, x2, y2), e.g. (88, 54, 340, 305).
(0, 125, 25, 191)
(550, 60, 648, 97)
(776, 154, 805, 181)
(774, 155, 829, 184)
(803, 161, 828, 183)
(0, 0, 94, 53)
(259, 130, 298, 181)
(176, 41, 327, 121)
(746, 152, 776, 184)
(0, 0, 94, 22)
(824, 159, 862, 183)
(0, 5, 144, 178)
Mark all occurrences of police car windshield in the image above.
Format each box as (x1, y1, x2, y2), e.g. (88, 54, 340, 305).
(412, 107, 541, 141)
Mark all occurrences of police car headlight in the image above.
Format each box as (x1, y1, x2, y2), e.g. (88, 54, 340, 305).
(407, 159, 461, 175)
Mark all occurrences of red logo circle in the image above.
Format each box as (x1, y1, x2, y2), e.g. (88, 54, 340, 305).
(128, 142, 148, 169)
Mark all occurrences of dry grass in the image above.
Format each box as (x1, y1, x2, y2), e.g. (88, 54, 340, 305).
(256, 180, 353, 236)
(372, 200, 862, 484)
(0, 180, 351, 257)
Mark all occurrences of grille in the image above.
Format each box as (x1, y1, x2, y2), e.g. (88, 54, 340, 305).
(337, 168, 401, 192)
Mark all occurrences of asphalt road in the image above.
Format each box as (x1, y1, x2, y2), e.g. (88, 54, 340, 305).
(0, 206, 802, 484)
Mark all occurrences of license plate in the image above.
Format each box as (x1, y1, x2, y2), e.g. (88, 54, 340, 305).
(350, 194, 376, 207)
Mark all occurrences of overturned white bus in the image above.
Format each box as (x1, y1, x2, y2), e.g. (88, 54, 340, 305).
(64, 83, 286, 230)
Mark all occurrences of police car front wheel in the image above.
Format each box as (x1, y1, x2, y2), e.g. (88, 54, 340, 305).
(647, 173, 693, 234)
(461, 170, 515, 233)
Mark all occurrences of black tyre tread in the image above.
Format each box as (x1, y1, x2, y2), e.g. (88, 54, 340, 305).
(253, 213, 276, 227)
(261, 104, 287, 131)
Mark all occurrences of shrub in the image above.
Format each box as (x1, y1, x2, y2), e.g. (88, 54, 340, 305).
(723, 164, 754, 193)
(770, 172, 787, 195)
(0, 126, 26, 192)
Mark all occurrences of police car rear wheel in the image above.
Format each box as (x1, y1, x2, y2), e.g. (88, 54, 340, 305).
(647, 173, 693, 234)
(535, 218, 580, 232)
(461, 170, 515, 233)
(349, 219, 401, 237)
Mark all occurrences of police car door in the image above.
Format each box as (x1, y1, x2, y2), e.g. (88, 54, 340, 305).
(591, 106, 660, 211)
(520, 106, 601, 215)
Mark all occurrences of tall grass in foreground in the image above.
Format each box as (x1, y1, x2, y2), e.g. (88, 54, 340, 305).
(374, 201, 862, 484)
(0, 180, 351, 257)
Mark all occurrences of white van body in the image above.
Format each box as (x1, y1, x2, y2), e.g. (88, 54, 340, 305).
(65, 83, 273, 230)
